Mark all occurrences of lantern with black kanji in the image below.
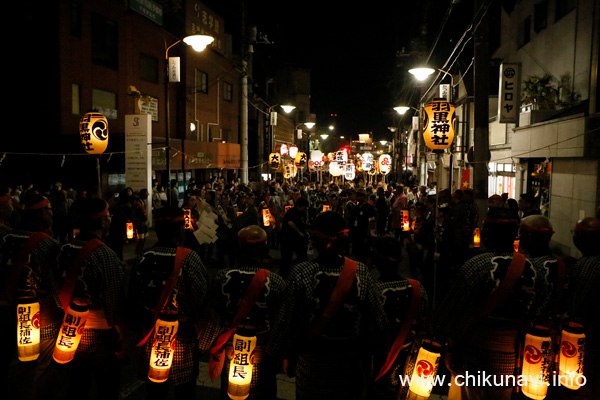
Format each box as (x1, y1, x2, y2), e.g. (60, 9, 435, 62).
(422, 98, 456, 151)
(269, 153, 281, 170)
(407, 340, 442, 398)
(262, 208, 272, 227)
(183, 209, 193, 230)
(126, 220, 135, 239)
(53, 299, 89, 364)
(521, 326, 552, 400)
(16, 295, 40, 361)
(228, 331, 257, 400)
(148, 310, 179, 383)
(558, 322, 585, 390)
(294, 152, 307, 169)
(79, 112, 109, 154)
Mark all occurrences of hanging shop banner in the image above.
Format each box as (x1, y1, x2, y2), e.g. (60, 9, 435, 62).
(498, 63, 521, 124)
(422, 98, 456, 151)
(79, 112, 109, 154)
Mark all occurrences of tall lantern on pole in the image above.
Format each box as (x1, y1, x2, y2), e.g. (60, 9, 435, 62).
(80, 112, 109, 196)
(422, 98, 456, 151)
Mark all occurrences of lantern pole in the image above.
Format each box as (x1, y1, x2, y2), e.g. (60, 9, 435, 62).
(96, 155, 102, 198)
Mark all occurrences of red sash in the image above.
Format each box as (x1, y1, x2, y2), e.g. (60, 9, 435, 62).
(59, 239, 103, 310)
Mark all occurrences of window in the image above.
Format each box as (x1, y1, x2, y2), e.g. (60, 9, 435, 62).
(555, 0, 576, 22)
(91, 13, 118, 70)
(92, 88, 117, 119)
(223, 81, 233, 101)
(195, 70, 208, 94)
(518, 16, 531, 47)
(71, 83, 81, 115)
(70, 2, 82, 37)
(534, 2, 547, 32)
(140, 53, 158, 83)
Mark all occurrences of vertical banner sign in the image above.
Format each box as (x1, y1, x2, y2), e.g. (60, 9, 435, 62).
(125, 114, 153, 225)
(168, 57, 181, 82)
(498, 63, 520, 123)
(422, 98, 456, 151)
(439, 84, 450, 101)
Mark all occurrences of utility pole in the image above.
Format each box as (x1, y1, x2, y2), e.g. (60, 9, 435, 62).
(473, 0, 490, 222)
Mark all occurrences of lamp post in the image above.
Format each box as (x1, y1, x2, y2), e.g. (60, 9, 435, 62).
(394, 105, 422, 185)
(164, 34, 214, 190)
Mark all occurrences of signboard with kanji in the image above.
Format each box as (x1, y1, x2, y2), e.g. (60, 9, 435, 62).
(422, 98, 456, 151)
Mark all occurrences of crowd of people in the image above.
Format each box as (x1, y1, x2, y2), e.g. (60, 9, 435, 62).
(0, 176, 598, 400)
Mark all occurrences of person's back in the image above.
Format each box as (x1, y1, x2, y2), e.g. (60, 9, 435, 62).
(267, 212, 386, 400)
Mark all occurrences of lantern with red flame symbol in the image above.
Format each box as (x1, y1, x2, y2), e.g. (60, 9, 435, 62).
(521, 326, 552, 399)
(126, 221, 135, 239)
(408, 340, 442, 397)
(558, 322, 585, 390)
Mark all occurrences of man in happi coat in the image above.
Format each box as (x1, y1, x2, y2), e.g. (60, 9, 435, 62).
(128, 206, 208, 399)
(57, 197, 128, 400)
(267, 211, 387, 400)
(2, 192, 65, 400)
(199, 225, 285, 400)
(432, 207, 552, 400)
(567, 216, 600, 400)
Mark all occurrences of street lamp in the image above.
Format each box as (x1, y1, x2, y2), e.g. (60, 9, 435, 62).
(164, 34, 214, 194)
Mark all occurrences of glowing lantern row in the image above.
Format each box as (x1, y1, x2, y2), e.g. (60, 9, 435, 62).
(148, 310, 179, 382)
(53, 300, 89, 364)
(402, 210, 410, 232)
(17, 296, 40, 361)
(422, 98, 456, 151)
(79, 112, 109, 154)
(408, 340, 442, 398)
(521, 326, 552, 400)
(228, 333, 257, 400)
(558, 322, 585, 390)
(379, 154, 391, 175)
(126, 221, 135, 239)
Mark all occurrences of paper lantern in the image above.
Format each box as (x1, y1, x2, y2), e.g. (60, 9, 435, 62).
(514, 236, 520, 252)
(329, 161, 342, 177)
(16, 296, 40, 361)
(344, 164, 356, 180)
(53, 300, 89, 364)
(335, 150, 348, 166)
(289, 145, 298, 158)
(362, 153, 374, 170)
(283, 164, 297, 179)
(262, 208, 271, 227)
(379, 154, 392, 175)
(79, 112, 109, 154)
(284, 205, 292, 213)
(269, 153, 281, 170)
(402, 210, 410, 231)
(322, 204, 330, 212)
(422, 98, 456, 151)
(228, 333, 257, 400)
(294, 152, 307, 168)
(310, 150, 324, 167)
(558, 322, 585, 390)
(521, 326, 552, 400)
(148, 310, 179, 383)
(280, 144, 289, 157)
(408, 340, 442, 398)
(473, 228, 481, 248)
(183, 209, 193, 230)
(126, 221, 135, 239)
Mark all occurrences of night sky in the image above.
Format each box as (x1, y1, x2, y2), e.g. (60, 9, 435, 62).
(203, 0, 478, 141)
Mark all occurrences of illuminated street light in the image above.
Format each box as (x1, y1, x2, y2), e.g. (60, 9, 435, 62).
(408, 67, 435, 81)
(280, 105, 296, 113)
(165, 34, 214, 190)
